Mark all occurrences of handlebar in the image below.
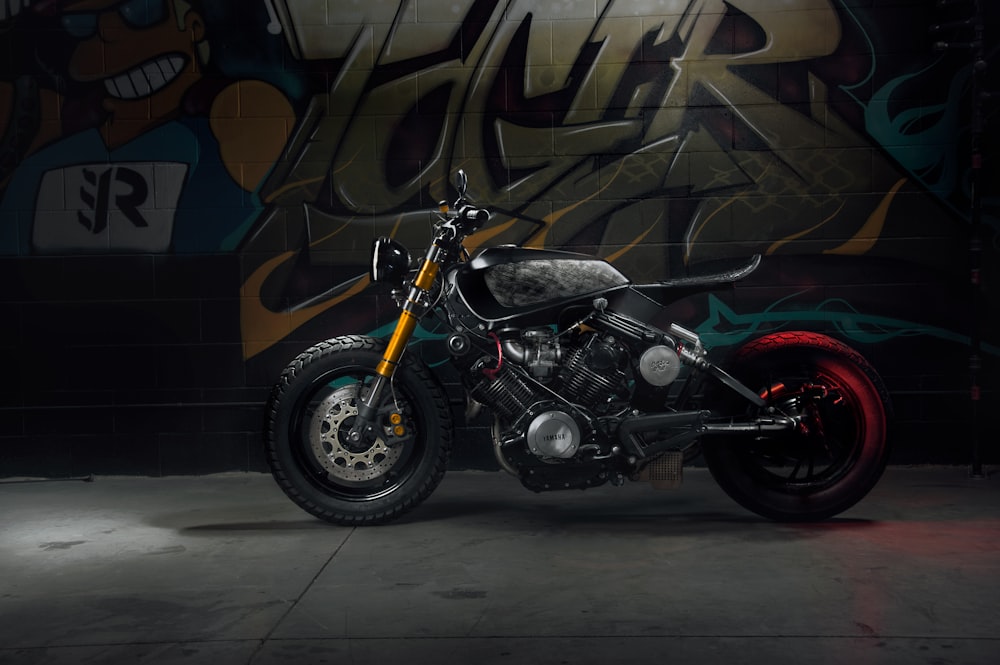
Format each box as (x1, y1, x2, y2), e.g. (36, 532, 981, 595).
(437, 203, 491, 241)
(432, 169, 491, 245)
(460, 205, 490, 224)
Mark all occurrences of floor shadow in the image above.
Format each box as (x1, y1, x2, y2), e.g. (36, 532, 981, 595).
(178, 520, 336, 533)
(393, 494, 871, 542)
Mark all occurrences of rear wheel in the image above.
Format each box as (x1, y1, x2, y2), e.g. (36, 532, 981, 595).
(703, 332, 890, 521)
(264, 335, 452, 525)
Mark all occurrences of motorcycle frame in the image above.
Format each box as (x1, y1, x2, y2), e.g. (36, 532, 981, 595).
(348, 179, 795, 455)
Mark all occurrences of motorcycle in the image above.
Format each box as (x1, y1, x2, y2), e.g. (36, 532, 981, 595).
(264, 170, 891, 525)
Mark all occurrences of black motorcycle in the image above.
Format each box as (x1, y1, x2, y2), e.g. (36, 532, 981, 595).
(264, 171, 890, 525)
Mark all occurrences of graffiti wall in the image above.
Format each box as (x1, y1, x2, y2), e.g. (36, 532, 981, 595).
(1, 0, 996, 475)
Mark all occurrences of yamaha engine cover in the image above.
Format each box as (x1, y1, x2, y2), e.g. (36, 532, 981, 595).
(526, 411, 581, 459)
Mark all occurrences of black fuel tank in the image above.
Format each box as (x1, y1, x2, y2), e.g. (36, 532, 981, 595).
(447, 246, 631, 328)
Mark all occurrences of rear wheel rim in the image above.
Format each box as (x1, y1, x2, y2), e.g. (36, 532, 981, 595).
(739, 365, 866, 494)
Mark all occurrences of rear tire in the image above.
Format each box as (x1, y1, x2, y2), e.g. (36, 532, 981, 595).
(264, 335, 452, 525)
(703, 332, 890, 522)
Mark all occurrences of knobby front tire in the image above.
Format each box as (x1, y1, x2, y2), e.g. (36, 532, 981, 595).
(264, 335, 452, 525)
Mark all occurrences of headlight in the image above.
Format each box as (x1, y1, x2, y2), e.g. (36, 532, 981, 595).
(370, 237, 411, 285)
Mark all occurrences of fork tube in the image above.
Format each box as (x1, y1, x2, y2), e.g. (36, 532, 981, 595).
(353, 255, 441, 434)
(376, 259, 439, 378)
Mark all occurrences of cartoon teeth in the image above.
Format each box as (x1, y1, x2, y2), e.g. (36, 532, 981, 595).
(103, 55, 187, 100)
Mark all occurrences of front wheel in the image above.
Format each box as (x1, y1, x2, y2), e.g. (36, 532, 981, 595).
(703, 332, 890, 522)
(264, 335, 452, 525)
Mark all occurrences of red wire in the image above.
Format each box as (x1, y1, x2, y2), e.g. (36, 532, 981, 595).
(482, 332, 503, 379)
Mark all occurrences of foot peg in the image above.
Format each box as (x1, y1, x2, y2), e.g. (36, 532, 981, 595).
(639, 451, 683, 490)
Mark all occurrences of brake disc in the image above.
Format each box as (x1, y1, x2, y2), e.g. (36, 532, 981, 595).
(309, 386, 403, 482)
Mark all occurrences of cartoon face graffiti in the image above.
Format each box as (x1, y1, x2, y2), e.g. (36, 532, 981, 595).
(0, 0, 294, 255)
(58, 0, 208, 146)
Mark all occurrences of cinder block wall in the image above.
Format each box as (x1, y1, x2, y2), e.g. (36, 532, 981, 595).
(0, 0, 996, 476)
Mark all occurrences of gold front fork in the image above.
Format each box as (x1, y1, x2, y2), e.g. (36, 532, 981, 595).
(375, 258, 439, 377)
(348, 255, 440, 444)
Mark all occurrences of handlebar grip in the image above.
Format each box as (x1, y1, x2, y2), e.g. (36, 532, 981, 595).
(438, 205, 490, 239)
(464, 207, 490, 223)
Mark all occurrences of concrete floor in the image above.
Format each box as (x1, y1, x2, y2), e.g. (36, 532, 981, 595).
(0, 466, 997, 665)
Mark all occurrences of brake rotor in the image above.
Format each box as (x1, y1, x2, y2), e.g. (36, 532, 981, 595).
(308, 386, 403, 482)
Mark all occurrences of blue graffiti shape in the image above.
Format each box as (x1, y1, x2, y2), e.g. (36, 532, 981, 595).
(837, 1, 998, 230)
(696, 293, 1000, 357)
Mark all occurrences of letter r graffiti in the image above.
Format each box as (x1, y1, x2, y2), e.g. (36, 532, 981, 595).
(78, 167, 112, 234)
(77, 166, 150, 234)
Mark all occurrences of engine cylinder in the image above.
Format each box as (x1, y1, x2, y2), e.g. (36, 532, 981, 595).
(468, 364, 537, 425)
(560, 339, 626, 406)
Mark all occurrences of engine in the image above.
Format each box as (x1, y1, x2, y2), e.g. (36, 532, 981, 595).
(457, 327, 637, 460)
